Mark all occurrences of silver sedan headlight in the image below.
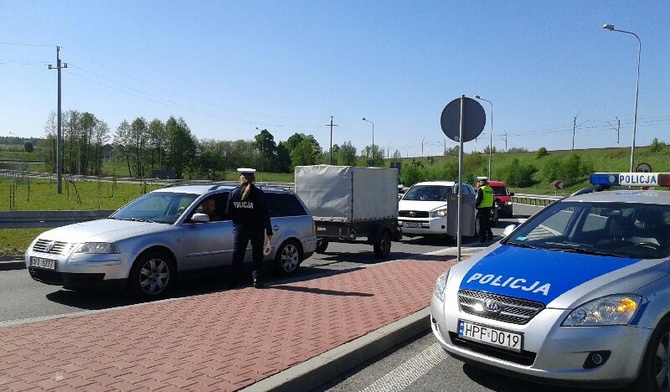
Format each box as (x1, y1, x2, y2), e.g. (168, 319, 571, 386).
(434, 270, 450, 302)
(76, 242, 120, 254)
(562, 294, 642, 326)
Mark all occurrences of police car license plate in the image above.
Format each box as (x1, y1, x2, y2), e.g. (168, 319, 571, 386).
(30, 257, 57, 270)
(404, 222, 421, 228)
(458, 319, 522, 352)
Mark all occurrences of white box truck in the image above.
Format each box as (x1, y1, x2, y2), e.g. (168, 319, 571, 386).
(294, 165, 401, 258)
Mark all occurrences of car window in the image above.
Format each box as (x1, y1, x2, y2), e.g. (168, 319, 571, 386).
(506, 202, 670, 259)
(112, 192, 199, 224)
(404, 185, 452, 201)
(491, 186, 508, 196)
(266, 193, 308, 217)
(193, 193, 229, 221)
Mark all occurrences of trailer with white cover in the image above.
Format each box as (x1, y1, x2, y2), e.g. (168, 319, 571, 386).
(294, 165, 401, 258)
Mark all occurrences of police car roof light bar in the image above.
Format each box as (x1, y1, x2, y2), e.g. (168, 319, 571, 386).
(589, 172, 670, 187)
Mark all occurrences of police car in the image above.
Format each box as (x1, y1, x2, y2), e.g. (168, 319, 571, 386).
(431, 172, 670, 391)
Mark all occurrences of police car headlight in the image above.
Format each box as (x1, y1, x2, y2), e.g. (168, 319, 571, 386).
(434, 270, 450, 302)
(562, 294, 642, 326)
(76, 242, 120, 254)
(433, 208, 448, 217)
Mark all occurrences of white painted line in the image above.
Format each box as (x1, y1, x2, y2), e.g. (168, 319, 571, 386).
(359, 343, 446, 392)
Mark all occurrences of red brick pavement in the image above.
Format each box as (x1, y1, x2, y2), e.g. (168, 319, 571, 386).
(0, 258, 457, 392)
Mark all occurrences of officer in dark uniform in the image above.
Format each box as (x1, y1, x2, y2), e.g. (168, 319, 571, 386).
(225, 168, 273, 288)
(475, 176, 494, 243)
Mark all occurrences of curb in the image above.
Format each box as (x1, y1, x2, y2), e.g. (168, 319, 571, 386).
(240, 308, 431, 392)
(0, 259, 25, 271)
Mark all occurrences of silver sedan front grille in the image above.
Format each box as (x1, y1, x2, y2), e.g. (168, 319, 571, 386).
(32, 239, 73, 256)
(458, 290, 545, 325)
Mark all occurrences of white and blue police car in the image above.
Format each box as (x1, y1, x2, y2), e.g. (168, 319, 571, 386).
(431, 172, 670, 391)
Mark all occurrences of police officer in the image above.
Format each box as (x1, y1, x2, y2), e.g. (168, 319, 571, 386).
(475, 176, 494, 243)
(225, 168, 273, 288)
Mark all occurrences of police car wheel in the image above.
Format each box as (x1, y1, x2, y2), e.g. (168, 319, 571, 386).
(275, 240, 302, 276)
(634, 317, 670, 392)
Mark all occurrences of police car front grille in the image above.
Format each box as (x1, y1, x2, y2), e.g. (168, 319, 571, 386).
(33, 239, 73, 255)
(398, 210, 429, 218)
(458, 290, 545, 325)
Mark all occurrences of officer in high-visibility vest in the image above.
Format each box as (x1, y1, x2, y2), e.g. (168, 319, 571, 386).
(475, 176, 494, 243)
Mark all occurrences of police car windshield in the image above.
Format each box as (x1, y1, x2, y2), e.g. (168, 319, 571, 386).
(504, 201, 670, 259)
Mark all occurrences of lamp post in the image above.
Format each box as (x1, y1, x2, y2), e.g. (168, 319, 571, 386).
(362, 117, 374, 165)
(475, 95, 493, 179)
(603, 24, 641, 172)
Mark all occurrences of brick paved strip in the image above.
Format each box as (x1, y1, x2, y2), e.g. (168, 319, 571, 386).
(0, 258, 453, 392)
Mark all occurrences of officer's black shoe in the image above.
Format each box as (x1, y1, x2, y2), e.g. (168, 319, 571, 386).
(253, 279, 265, 289)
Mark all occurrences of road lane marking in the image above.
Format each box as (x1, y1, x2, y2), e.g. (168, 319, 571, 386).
(359, 343, 445, 392)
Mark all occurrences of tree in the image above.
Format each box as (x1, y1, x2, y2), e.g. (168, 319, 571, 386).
(164, 117, 197, 178)
(148, 119, 166, 172)
(253, 129, 278, 172)
(114, 120, 134, 177)
(291, 139, 319, 167)
(336, 142, 357, 166)
(23, 141, 34, 153)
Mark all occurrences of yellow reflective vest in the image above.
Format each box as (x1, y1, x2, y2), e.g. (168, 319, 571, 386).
(477, 185, 494, 209)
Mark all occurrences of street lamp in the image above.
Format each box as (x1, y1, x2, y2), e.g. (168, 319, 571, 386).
(603, 23, 641, 172)
(362, 118, 375, 165)
(475, 95, 494, 179)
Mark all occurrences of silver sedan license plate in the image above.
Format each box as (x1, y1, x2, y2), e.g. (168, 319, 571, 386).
(458, 319, 523, 352)
(404, 222, 422, 228)
(30, 257, 57, 270)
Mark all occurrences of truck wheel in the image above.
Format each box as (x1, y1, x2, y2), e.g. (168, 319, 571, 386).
(374, 230, 392, 258)
(275, 240, 302, 276)
(315, 239, 329, 254)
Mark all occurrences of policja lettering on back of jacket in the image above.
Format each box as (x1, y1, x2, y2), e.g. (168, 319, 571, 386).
(233, 201, 255, 209)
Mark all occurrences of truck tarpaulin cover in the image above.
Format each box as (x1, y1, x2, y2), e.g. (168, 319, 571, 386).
(294, 165, 398, 223)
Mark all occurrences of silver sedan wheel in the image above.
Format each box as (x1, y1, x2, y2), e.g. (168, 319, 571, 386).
(130, 252, 174, 298)
(275, 241, 301, 276)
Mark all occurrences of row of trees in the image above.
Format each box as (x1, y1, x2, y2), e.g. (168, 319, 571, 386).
(39, 110, 389, 180)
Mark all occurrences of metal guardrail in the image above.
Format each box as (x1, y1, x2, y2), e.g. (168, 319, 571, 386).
(512, 193, 563, 207)
(0, 210, 115, 229)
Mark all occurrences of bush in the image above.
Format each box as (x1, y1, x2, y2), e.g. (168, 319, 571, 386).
(500, 158, 537, 187)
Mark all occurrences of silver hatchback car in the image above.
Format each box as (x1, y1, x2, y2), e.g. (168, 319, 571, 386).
(431, 172, 670, 391)
(25, 184, 317, 299)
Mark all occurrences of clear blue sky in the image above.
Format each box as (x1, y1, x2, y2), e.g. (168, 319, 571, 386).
(1, 1, 669, 158)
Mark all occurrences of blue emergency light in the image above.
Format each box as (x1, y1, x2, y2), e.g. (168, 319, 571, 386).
(589, 172, 670, 187)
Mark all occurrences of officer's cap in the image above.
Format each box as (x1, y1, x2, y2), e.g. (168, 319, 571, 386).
(237, 167, 256, 178)
(477, 176, 488, 183)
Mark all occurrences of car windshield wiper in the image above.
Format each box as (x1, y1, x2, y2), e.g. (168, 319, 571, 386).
(119, 217, 156, 223)
(505, 241, 541, 250)
(542, 242, 626, 258)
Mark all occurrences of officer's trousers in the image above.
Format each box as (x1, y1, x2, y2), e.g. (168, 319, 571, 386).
(231, 225, 265, 283)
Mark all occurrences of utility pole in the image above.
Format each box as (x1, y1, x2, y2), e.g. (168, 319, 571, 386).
(325, 116, 338, 165)
(572, 116, 577, 151)
(499, 133, 508, 151)
(607, 117, 621, 144)
(48, 46, 67, 194)
(572, 115, 588, 151)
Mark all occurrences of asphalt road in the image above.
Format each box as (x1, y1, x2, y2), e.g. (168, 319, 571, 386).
(0, 211, 531, 325)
